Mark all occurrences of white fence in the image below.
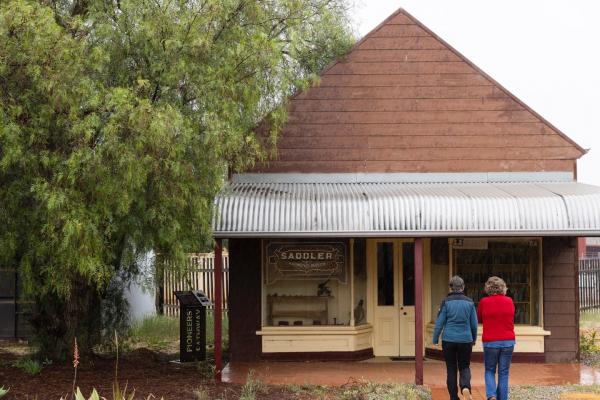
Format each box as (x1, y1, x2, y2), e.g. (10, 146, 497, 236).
(162, 252, 229, 316)
(580, 258, 600, 312)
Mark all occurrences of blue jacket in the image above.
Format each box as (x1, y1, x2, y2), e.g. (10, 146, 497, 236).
(433, 292, 478, 345)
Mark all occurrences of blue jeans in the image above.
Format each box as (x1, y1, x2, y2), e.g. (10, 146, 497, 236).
(483, 346, 514, 400)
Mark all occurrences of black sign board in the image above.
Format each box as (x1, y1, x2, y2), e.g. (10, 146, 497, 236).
(264, 241, 348, 284)
(174, 290, 211, 362)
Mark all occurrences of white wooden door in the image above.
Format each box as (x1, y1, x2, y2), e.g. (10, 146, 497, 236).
(399, 242, 416, 357)
(370, 240, 416, 357)
(371, 240, 399, 356)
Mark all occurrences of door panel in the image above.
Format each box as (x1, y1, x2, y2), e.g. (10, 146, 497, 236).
(400, 242, 416, 357)
(373, 241, 399, 356)
(399, 306, 415, 356)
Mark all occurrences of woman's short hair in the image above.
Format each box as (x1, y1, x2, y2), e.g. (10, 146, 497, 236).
(449, 275, 465, 293)
(485, 276, 507, 295)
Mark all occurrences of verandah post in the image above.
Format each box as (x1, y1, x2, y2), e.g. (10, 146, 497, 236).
(214, 238, 223, 381)
(415, 238, 424, 385)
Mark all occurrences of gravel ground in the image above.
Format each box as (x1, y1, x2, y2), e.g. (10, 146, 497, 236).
(583, 353, 600, 367)
(510, 385, 600, 400)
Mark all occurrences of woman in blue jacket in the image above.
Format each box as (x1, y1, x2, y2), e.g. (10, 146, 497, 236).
(433, 276, 478, 400)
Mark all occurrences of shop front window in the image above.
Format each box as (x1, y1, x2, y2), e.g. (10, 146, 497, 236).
(453, 239, 540, 325)
(263, 240, 351, 327)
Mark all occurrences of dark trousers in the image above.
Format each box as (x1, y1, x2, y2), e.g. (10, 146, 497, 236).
(442, 341, 472, 400)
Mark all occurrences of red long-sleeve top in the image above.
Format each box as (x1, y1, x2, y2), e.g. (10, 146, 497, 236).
(477, 294, 516, 342)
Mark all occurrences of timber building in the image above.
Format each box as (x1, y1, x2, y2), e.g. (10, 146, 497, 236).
(210, 8, 600, 381)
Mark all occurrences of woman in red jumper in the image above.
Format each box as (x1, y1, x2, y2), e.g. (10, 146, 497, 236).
(477, 276, 515, 400)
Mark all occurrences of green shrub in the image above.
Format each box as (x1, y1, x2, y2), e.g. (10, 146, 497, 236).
(340, 382, 431, 400)
(64, 386, 161, 400)
(580, 329, 599, 354)
(0, 386, 9, 398)
(12, 358, 42, 375)
(240, 371, 266, 400)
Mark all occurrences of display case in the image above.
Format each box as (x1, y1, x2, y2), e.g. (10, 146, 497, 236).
(267, 295, 331, 326)
(453, 239, 540, 325)
(263, 240, 351, 327)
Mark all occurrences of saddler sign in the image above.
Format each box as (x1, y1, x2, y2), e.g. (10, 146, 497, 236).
(264, 241, 348, 284)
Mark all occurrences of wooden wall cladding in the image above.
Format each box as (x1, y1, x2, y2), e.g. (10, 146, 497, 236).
(252, 9, 584, 174)
(543, 237, 579, 363)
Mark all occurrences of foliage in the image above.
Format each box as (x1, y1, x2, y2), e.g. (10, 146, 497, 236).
(510, 385, 600, 400)
(240, 371, 267, 400)
(123, 311, 227, 352)
(63, 331, 162, 400)
(201, 381, 432, 400)
(0, 0, 353, 358)
(580, 329, 599, 355)
(192, 387, 211, 400)
(12, 358, 43, 375)
(580, 311, 600, 330)
(66, 386, 161, 400)
(127, 315, 179, 351)
(339, 382, 431, 400)
(73, 388, 101, 400)
(0, 387, 8, 398)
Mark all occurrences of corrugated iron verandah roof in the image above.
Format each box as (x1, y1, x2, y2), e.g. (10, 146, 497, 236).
(212, 174, 600, 238)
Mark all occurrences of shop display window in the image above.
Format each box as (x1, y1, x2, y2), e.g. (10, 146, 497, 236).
(453, 239, 540, 325)
(263, 240, 352, 327)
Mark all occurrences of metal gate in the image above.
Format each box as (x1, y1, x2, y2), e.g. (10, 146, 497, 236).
(0, 268, 16, 338)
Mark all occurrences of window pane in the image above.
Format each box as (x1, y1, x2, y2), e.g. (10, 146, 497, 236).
(353, 239, 368, 325)
(403, 242, 415, 306)
(263, 240, 351, 326)
(454, 239, 540, 325)
(430, 239, 450, 322)
(377, 242, 394, 306)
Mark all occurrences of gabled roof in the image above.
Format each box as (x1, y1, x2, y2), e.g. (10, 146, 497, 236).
(253, 8, 586, 174)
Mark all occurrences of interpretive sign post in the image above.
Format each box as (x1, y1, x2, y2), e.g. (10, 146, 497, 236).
(174, 290, 212, 362)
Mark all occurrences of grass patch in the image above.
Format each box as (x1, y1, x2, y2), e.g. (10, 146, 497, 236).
(12, 358, 42, 375)
(338, 382, 430, 400)
(239, 372, 266, 400)
(581, 311, 600, 330)
(128, 315, 179, 350)
(126, 312, 229, 352)
(580, 312, 600, 366)
(192, 387, 211, 400)
(263, 382, 431, 400)
(511, 385, 600, 400)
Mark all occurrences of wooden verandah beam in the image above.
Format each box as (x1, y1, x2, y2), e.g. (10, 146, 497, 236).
(214, 239, 223, 381)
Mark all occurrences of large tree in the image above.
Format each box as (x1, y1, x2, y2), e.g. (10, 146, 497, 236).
(0, 0, 353, 357)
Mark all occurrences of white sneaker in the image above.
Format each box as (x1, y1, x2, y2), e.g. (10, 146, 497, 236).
(461, 387, 472, 400)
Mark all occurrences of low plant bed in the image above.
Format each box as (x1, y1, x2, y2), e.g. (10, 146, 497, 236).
(0, 345, 431, 399)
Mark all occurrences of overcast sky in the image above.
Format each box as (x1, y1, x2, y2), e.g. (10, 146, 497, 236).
(351, 0, 600, 185)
